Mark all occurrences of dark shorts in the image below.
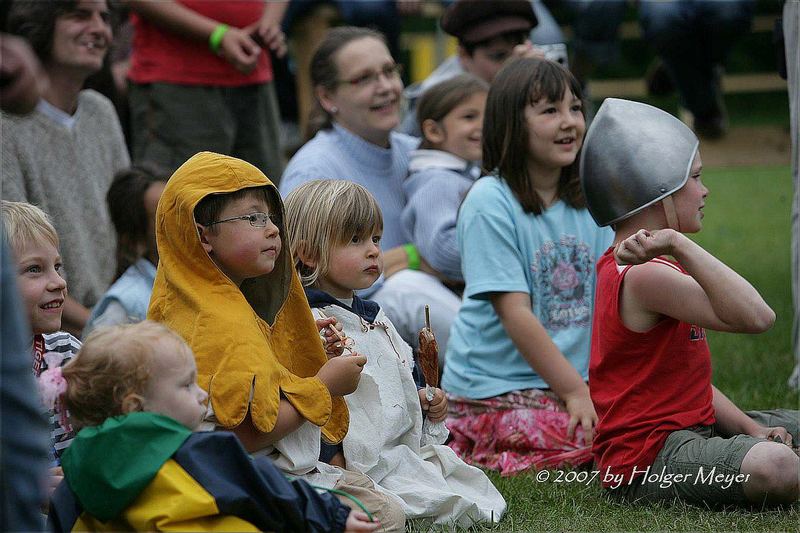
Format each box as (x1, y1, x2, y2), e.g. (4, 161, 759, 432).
(607, 409, 799, 506)
(129, 81, 284, 183)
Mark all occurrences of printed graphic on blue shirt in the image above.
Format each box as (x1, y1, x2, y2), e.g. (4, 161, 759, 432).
(531, 235, 595, 331)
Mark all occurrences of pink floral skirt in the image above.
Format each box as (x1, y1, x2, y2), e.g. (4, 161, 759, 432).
(445, 389, 592, 476)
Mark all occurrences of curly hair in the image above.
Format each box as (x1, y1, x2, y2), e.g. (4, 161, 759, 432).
(62, 321, 189, 428)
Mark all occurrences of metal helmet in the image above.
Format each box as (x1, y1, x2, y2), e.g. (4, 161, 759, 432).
(580, 98, 699, 227)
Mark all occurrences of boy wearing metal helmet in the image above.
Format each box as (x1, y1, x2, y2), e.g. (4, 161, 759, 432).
(581, 98, 799, 506)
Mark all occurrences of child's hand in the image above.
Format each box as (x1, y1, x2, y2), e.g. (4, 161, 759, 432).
(317, 353, 366, 396)
(418, 388, 448, 423)
(563, 389, 597, 445)
(344, 511, 379, 532)
(614, 228, 680, 266)
(751, 425, 793, 446)
(316, 317, 346, 358)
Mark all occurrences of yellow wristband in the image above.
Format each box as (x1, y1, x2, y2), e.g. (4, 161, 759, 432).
(403, 244, 420, 271)
(209, 24, 230, 55)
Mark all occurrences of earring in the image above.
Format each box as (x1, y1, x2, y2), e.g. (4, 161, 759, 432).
(329, 106, 339, 114)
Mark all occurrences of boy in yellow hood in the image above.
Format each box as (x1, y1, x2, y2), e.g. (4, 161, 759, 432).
(148, 152, 405, 530)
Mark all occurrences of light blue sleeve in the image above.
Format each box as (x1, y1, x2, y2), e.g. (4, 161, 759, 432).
(458, 182, 530, 300)
(407, 169, 465, 281)
(279, 163, 329, 197)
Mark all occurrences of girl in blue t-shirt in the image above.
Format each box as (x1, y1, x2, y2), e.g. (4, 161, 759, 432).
(442, 58, 613, 475)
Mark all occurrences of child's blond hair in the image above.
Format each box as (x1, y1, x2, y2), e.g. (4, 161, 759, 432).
(284, 180, 383, 287)
(63, 321, 190, 428)
(1, 200, 59, 255)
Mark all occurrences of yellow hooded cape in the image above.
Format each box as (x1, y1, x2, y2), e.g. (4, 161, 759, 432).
(148, 152, 348, 443)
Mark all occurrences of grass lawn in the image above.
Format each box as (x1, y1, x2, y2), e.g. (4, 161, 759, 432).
(409, 165, 799, 532)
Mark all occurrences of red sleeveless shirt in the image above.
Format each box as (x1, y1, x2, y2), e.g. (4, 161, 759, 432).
(590, 250, 715, 486)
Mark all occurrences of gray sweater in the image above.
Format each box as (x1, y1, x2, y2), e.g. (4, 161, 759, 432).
(1, 90, 130, 308)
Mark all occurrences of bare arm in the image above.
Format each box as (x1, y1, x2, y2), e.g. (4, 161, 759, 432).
(490, 291, 596, 442)
(382, 245, 445, 281)
(618, 229, 775, 333)
(259, 1, 289, 27)
(712, 386, 792, 444)
(232, 399, 305, 452)
(248, 1, 288, 57)
(124, 0, 261, 73)
(125, 0, 220, 41)
(61, 295, 90, 337)
(382, 246, 409, 278)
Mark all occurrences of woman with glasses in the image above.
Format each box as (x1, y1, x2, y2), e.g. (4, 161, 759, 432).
(279, 26, 461, 378)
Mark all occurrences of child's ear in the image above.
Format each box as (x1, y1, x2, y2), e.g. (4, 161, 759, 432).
(121, 392, 145, 414)
(196, 223, 214, 255)
(422, 119, 446, 145)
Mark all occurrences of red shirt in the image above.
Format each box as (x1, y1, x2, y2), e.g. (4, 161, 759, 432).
(590, 250, 715, 486)
(128, 0, 272, 86)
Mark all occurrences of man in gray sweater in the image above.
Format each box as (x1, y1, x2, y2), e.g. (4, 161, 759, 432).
(2, 0, 130, 335)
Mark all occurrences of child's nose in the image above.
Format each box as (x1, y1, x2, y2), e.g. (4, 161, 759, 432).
(48, 271, 67, 291)
(264, 219, 279, 237)
(561, 110, 578, 129)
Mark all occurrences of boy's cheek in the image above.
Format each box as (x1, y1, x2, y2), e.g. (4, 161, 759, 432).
(17, 276, 40, 311)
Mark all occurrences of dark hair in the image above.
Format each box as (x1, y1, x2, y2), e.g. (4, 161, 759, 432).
(417, 74, 489, 149)
(305, 25, 386, 140)
(107, 166, 167, 279)
(194, 186, 279, 233)
(482, 57, 586, 214)
(6, 0, 78, 62)
(461, 30, 528, 57)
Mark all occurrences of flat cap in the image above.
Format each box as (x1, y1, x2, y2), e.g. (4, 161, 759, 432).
(441, 0, 537, 45)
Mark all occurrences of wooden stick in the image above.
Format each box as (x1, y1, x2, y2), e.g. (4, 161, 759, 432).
(424, 304, 431, 330)
(316, 309, 351, 353)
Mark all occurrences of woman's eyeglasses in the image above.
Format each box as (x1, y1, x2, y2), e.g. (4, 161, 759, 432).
(338, 63, 403, 89)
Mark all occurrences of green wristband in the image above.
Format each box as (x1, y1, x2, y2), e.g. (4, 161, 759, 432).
(403, 243, 420, 271)
(209, 24, 230, 55)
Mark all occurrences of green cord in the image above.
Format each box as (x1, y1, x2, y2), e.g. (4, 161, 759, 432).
(314, 486, 375, 522)
(285, 476, 375, 522)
